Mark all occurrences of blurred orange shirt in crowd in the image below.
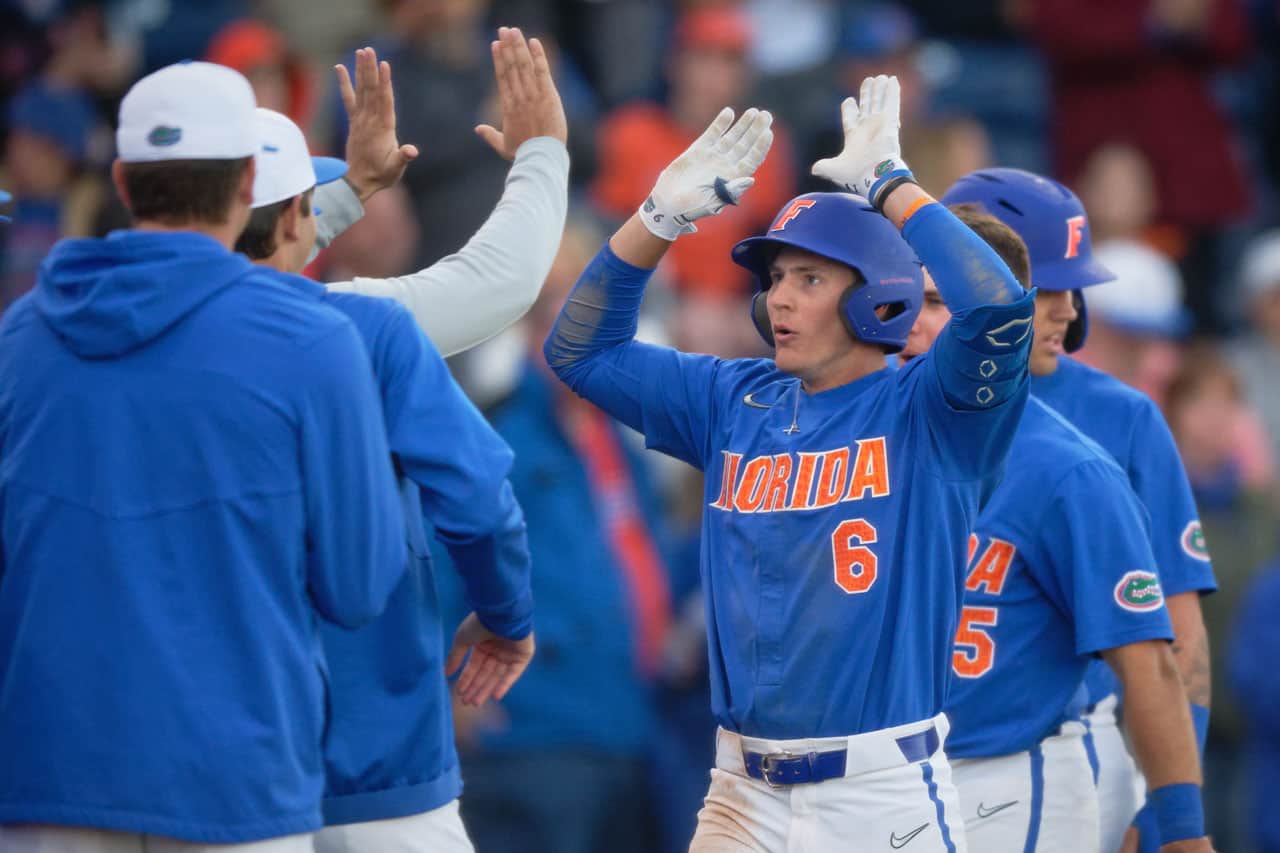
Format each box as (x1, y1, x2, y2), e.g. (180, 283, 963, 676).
(592, 104, 795, 300)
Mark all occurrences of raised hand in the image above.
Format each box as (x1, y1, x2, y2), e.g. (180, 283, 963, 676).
(475, 26, 568, 160)
(336, 46, 420, 202)
(444, 612, 535, 706)
(811, 75, 912, 209)
(639, 107, 774, 242)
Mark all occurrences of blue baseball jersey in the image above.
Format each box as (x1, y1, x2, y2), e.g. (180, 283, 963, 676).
(944, 399, 1175, 758)
(546, 206, 1034, 739)
(1032, 357, 1214, 703)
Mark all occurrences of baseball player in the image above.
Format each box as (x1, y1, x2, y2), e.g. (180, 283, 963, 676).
(941, 170, 1216, 853)
(545, 75, 1034, 852)
(309, 33, 569, 358)
(233, 27, 568, 853)
(0, 62, 404, 851)
(900, 205, 1211, 853)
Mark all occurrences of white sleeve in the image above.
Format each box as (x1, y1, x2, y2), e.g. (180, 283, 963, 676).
(324, 136, 570, 357)
(310, 179, 364, 261)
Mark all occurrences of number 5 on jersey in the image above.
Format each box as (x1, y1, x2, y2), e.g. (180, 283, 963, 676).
(952, 534, 1014, 677)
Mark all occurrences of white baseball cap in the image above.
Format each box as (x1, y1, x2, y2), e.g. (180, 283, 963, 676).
(117, 61, 258, 162)
(251, 108, 348, 209)
(1087, 240, 1192, 338)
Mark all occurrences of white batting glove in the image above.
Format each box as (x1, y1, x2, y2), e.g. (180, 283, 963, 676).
(811, 75, 914, 210)
(639, 107, 774, 242)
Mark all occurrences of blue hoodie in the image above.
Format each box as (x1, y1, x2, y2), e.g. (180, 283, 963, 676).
(0, 230, 405, 843)
(309, 291, 533, 826)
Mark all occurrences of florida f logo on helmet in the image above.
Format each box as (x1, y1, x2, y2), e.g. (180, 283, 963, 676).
(1064, 215, 1086, 259)
(771, 198, 816, 231)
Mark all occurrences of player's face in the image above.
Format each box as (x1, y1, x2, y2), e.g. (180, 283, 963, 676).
(899, 269, 948, 364)
(765, 247, 859, 390)
(1030, 289, 1078, 376)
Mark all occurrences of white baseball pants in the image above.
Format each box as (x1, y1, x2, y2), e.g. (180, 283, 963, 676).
(1083, 694, 1145, 853)
(312, 800, 473, 853)
(0, 826, 312, 852)
(950, 722, 1099, 853)
(689, 714, 967, 852)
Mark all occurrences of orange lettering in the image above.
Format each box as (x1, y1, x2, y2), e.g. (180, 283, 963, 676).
(843, 437, 890, 501)
(965, 538, 1016, 595)
(733, 456, 774, 512)
(762, 453, 793, 512)
(788, 452, 822, 510)
(813, 448, 850, 508)
(711, 451, 742, 510)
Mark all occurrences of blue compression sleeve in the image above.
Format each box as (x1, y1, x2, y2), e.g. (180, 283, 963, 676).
(544, 243, 650, 391)
(900, 202, 1025, 309)
(1190, 702, 1209, 756)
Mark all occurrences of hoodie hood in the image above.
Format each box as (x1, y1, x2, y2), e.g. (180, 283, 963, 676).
(34, 230, 256, 359)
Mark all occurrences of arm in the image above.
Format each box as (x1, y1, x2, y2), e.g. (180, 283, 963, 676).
(1104, 641, 1213, 853)
(543, 106, 774, 466)
(298, 316, 405, 628)
(324, 28, 570, 356)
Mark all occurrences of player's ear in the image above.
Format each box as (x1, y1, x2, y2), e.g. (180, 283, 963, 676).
(279, 195, 301, 243)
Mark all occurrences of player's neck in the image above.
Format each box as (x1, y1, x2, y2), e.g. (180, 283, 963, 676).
(796, 346, 888, 394)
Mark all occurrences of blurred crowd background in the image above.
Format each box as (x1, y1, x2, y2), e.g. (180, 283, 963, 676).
(2, 0, 1280, 850)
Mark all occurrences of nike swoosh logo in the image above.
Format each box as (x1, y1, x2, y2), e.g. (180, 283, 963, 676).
(976, 800, 1019, 819)
(742, 392, 771, 409)
(889, 823, 929, 848)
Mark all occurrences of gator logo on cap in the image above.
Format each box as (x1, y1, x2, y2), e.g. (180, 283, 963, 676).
(1180, 520, 1210, 562)
(874, 159, 895, 178)
(1114, 571, 1163, 613)
(148, 126, 182, 147)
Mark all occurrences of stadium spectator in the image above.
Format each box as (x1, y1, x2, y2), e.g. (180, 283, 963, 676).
(0, 78, 104, 310)
(1228, 230, 1280, 469)
(591, 4, 795, 303)
(1031, 0, 1255, 333)
(207, 18, 318, 131)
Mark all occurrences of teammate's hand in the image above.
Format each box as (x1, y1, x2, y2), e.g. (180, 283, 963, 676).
(639, 107, 774, 241)
(444, 612, 535, 706)
(811, 75, 911, 208)
(337, 46, 420, 203)
(475, 27, 568, 160)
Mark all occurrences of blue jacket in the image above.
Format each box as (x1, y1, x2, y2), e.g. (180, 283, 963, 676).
(437, 364, 666, 755)
(0, 231, 404, 842)
(312, 292, 533, 826)
(1229, 558, 1280, 852)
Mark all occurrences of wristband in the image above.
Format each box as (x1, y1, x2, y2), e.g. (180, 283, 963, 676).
(1149, 783, 1205, 843)
(639, 195, 695, 242)
(867, 158, 913, 208)
(1190, 703, 1209, 757)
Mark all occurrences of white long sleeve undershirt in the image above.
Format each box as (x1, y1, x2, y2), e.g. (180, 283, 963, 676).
(314, 136, 570, 357)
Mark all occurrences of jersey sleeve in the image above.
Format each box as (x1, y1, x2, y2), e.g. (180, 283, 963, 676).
(326, 137, 570, 357)
(296, 317, 406, 628)
(1123, 400, 1217, 596)
(1031, 460, 1175, 656)
(899, 202, 1035, 481)
(375, 303, 534, 640)
(543, 242, 723, 469)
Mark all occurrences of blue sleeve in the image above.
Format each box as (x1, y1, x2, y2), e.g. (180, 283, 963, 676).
(298, 318, 405, 628)
(1123, 401, 1216, 596)
(901, 201, 1026, 310)
(1228, 565, 1280, 730)
(376, 305, 534, 640)
(1033, 461, 1175, 655)
(543, 243, 721, 469)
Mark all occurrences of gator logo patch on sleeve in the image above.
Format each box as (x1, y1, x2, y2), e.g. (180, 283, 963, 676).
(1180, 521, 1210, 562)
(1114, 571, 1164, 612)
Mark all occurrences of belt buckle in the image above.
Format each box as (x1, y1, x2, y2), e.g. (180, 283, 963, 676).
(759, 751, 794, 788)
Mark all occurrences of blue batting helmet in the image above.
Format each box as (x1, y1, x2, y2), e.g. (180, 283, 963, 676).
(940, 168, 1114, 352)
(731, 192, 924, 353)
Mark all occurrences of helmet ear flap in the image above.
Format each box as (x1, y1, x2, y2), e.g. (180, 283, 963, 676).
(751, 290, 774, 346)
(1064, 289, 1088, 352)
(837, 284, 859, 342)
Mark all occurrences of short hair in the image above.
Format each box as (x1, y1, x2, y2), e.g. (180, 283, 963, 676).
(947, 202, 1031, 290)
(235, 188, 314, 261)
(121, 158, 252, 226)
